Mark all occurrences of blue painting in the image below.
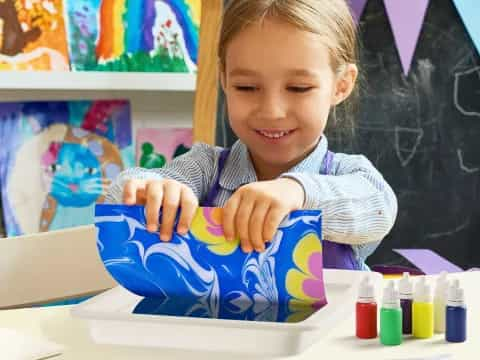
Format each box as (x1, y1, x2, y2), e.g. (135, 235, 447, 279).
(0, 100, 133, 236)
(95, 204, 328, 323)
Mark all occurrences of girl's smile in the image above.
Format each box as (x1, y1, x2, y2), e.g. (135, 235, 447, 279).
(255, 128, 297, 141)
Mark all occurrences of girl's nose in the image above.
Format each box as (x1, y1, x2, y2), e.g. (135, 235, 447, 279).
(258, 93, 287, 121)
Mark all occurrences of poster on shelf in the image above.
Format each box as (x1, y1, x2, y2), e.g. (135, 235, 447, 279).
(0, 100, 133, 236)
(0, 0, 70, 71)
(136, 127, 192, 168)
(66, 0, 201, 73)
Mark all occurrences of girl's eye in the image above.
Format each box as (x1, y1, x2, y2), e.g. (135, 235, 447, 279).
(50, 164, 61, 173)
(234, 86, 257, 92)
(86, 167, 98, 175)
(288, 86, 314, 93)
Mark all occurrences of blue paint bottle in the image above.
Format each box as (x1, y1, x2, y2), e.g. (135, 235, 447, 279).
(446, 279, 467, 343)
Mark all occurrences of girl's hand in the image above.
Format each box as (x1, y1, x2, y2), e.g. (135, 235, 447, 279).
(222, 178, 305, 253)
(123, 179, 198, 241)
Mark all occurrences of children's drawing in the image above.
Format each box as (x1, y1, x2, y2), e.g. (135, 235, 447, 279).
(95, 204, 327, 323)
(0, 100, 133, 236)
(0, 0, 69, 70)
(66, 0, 201, 72)
(136, 127, 192, 168)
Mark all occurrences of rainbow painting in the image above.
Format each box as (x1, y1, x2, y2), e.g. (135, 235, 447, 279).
(66, 0, 201, 72)
(0, 0, 70, 71)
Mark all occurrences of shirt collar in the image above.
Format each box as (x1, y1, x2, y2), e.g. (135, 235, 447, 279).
(289, 136, 328, 174)
(219, 140, 257, 190)
(219, 137, 329, 191)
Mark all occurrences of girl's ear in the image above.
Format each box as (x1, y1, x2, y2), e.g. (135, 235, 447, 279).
(332, 63, 358, 105)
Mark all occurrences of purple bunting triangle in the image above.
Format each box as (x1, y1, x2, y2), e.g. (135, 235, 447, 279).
(383, 0, 430, 75)
(452, 0, 480, 57)
(347, 0, 368, 25)
(393, 249, 463, 274)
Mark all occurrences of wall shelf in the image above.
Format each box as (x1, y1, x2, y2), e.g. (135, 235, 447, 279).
(0, 71, 196, 92)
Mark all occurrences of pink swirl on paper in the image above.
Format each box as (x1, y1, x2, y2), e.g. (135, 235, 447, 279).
(302, 252, 326, 308)
(203, 207, 224, 237)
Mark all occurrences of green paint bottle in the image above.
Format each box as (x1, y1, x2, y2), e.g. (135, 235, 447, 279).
(380, 281, 403, 346)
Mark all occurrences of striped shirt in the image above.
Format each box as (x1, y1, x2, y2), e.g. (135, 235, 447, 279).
(106, 137, 398, 269)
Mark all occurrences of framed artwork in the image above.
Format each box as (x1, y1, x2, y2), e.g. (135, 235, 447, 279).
(0, 0, 69, 70)
(66, 0, 201, 72)
(0, 100, 133, 236)
(136, 127, 192, 168)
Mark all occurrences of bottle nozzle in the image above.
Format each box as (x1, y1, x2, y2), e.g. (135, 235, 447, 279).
(382, 280, 400, 308)
(399, 271, 413, 297)
(358, 276, 375, 302)
(414, 277, 432, 303)
(435, 271, 449, 297)
(452, 279, 460, 289)
(447, 279, 464, 306)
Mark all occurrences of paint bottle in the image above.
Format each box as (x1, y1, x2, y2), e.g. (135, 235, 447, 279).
(356, 276, 377, 339)
(412, 277, 434, 339)
(380, 281, 402, 346)
(398, 272, 413, 335)
(446, 279, 467, 343)
(434, 271, 449, 333)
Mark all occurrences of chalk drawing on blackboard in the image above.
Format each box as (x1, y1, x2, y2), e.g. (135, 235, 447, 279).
(457, 149, 480, 173)
(454, 66, 480, 117)
(415, 59, 435, 101)
(394, 126, 424, 167)
(425, 217, 471, 240)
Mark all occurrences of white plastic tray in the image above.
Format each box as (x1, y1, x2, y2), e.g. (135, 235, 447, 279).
(71, 269, 382, 357)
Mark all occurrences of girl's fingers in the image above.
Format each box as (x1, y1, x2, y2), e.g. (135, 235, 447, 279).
(160, 181, 181, 241)
(222, 194, 240, 244)
(263, 206, 287, 243)
(123, 179, 146, 204)
(177, 187, 198, 235)
(249, 201, 270, 252)
(235, 196, 255, 253)
(135, 187, 147, 205)
(145, 182, 164, 233)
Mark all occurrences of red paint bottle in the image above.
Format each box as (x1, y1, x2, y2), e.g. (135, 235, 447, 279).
(356, 276, 378, 339)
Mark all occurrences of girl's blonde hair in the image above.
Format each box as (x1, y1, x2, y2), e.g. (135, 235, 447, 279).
(218, 0, 358, 75)
(218, 0, 360, 142)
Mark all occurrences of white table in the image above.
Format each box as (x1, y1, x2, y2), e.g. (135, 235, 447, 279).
(1, 272, 478, 359)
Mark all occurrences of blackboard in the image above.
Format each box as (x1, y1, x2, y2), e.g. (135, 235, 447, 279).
(216, 0, 480, 269)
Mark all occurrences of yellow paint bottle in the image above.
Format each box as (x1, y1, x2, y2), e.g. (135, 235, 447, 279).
(412, 277, 434, 339)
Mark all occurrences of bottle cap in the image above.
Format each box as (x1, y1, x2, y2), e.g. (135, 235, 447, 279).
(414, 277, 432, 303)
(382, 280, 400, 308)
(435, 271, 449, 298)
(447, 279, 465, 306)
(358, 276, 375, 302)
(414, 276, 424, 298)
(398, 272, 413, 298)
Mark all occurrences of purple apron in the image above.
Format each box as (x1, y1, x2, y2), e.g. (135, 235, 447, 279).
(201, 149, 361, 270)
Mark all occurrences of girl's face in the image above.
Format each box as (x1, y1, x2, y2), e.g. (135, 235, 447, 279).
(222, 18, 356, 178)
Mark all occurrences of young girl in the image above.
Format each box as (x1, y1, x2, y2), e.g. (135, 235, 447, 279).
(106, 0, 398, 270)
